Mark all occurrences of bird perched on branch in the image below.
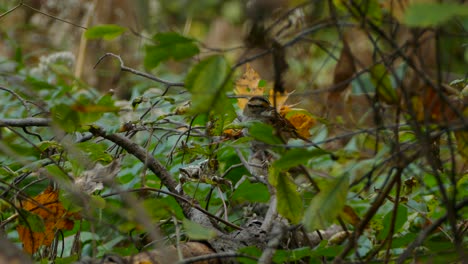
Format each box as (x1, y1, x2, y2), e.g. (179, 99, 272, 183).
(242, 96, 337, 159)
(242, 96, 308, 142)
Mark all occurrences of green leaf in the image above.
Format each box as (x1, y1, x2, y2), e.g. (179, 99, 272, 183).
(232, 181, 269, 203)
(333, 0, 382, 26)
(310, 240, 344, 257)
(404, 3, 468, 27)
(182, 218, 217, 240)
(248, 122, 283, 145)
(391, 233, 417, 248)
(273, 247, 312, 263)
(378, 205, 407, 240)
(303, 175, 349, 231)
(25, 76, 56, 90)
(144, 32, 199, 69)
(76, 141, 113, 163)
(18, 209, 46, 232)
(53, 255, 79, 264)
(270, 168, 303, 224)
(185, 55, 229, 114)
(46, 164, 71, 183)
(143, 196, 184, 221)
(90, 195, 106, 209)
(85, 24, 126, 40)
(273, 148, 329, 170)
(51, 104, 81, 133)
(238, 246, 262, 264)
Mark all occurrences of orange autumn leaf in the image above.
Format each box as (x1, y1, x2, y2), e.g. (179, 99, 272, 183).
(16, 186, 80, 254)
(269, 89, 291, 111)
(283, 108, 316, 138)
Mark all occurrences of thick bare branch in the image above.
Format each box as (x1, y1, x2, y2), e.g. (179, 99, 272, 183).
(88, 126, 179, 194)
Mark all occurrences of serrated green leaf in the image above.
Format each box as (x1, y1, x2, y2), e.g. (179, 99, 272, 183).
(182, 218, 217, 240)
(144, 32, 199, 69)
(303, 175, 349, 231)
(270, 168, 303, 224)
(85, 24, 126, 40)
(185, 55, 229, 114)
(404, 3, 468, 27)
(378, 205, 407, 240)
(273, 148, 328, 170)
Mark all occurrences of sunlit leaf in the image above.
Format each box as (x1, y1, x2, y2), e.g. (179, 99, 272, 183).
(303, 175, 349, 231)
(85, 24, 126, 40)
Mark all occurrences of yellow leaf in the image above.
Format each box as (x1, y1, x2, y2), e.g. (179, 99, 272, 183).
(235, 64, 264, 110)
(269, 90, 291, 111)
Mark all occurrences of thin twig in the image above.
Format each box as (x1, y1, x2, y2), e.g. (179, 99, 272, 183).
(94, 53, 185, 87)
(22, 2, 87, 30)
(0, 86, 30, 113)
(102, 187, 241, 230)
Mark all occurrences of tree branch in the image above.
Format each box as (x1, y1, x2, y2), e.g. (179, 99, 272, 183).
(0, 118, 51, 127)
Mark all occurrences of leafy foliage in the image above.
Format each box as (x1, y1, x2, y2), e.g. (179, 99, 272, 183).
(0, 1, 467, 263)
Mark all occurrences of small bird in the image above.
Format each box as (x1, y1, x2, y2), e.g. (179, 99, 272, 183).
(242, 96, 306, 142)
(242, 96, 338, 159)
